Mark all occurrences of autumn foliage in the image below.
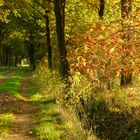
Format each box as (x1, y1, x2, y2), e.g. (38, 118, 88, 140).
(68, 16, 140, 87)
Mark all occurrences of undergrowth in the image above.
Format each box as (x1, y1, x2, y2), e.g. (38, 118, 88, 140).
(32, 59, 140, 140)
(64, 74, 140, 140)
(84, 91, 140, 140)
(30, 60, 98, 140)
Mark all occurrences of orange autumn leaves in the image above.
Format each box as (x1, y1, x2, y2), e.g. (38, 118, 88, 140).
(68, 21, 139, 83)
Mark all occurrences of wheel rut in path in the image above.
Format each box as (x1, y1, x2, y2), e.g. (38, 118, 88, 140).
(1, 75, 35, 140)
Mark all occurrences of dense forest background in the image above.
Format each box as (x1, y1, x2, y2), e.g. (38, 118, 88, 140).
(0, 0, 140, 140)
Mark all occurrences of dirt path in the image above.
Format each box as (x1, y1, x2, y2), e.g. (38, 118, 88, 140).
(1, 75, 35, 140)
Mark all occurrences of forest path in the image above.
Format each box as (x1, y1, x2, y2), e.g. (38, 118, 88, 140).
(0, 73, 35, 140)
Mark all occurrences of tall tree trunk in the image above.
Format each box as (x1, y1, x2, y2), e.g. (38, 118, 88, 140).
(45, 9, 52, 69)
(120, 0, 133, 86)
(2, 48, 5, 66)
(8, 47, 11, 69)
(5, 48, 8, 66)
(29, 35, 35, 71)
(99, 0, 105, 19)
(54, 0, 70, 79)
(15, 56, 18, 67)
(61, 0, 66, 28)
(10, 48, 14, 66)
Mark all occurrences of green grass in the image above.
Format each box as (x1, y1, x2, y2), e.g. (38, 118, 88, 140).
(0, 67, 28, 98)
(0, 67, 20, 78)
(0, 113, 14, 137)
(0, 69, 13, 78)
(32, 98, 66, 140)
(27, 77, 60, 140)
(32, 122, 61, 140)
(30, 90, 95, 140)
(27, 79, 66, 140)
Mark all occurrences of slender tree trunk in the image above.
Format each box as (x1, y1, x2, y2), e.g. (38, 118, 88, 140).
(54, 0, 70, 79)
(99, 0, 105, 19)
(8, 47, 11, 69)
(45, 9, 52, 69)
(15, 56, 18, 67)
(2, 48, 5, 66)
(120, 0, 133, 86)
(29, 35, 35, 71)
(30, 43, 35, 70)
(61, 0, 66, 28)
(5, 48, 8, 66)
(10, 48, 14, 66)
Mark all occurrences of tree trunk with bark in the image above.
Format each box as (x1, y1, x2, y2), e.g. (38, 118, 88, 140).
(99, 0, 105, 19)
(45, 9, 52, 69)
(29, 35, 35, 71)
(54, 0, 70, 79)
(8, 47, 11, 69)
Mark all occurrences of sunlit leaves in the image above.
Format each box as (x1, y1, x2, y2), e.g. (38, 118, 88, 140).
(68, 10, 140, 85)
(0, 6, 10, 23)
(0, 0, 4, 6)
(65, 0, 98, 41)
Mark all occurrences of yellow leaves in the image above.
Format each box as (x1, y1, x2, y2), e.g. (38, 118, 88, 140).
(109, 107, 121, 113)
(0, 9, 10, 23)
(37, 19, 45, 28)
(13, 8, 20, 17)
(109, 47, 115, 53)
(9, 31, 23, 39)
(0, 0, 4, 6)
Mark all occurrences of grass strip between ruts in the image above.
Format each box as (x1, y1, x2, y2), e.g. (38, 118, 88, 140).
(0, 67, 28, 98)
